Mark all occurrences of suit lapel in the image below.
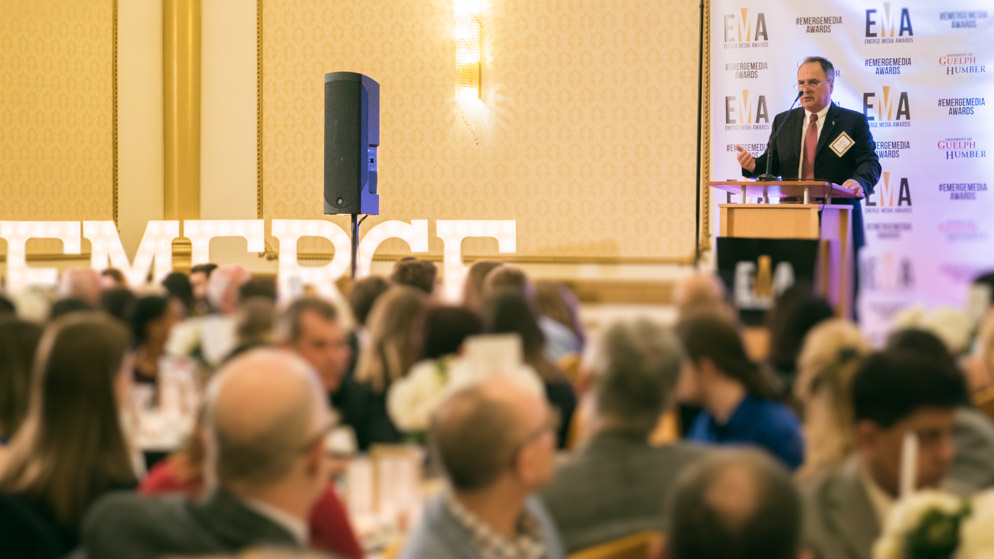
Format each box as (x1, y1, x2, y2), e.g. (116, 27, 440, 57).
(816, 103, 842, 158)
(823, 458, 880, 559)
(778, 108, 804, 179)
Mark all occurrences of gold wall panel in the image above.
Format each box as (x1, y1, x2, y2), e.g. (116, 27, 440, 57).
(261, 0, 699, 262)
(0, 0, 115, 233)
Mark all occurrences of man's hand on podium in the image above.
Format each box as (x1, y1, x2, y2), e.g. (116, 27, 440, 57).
(735, 145, 756, 173)
(842, 179, 864, 198)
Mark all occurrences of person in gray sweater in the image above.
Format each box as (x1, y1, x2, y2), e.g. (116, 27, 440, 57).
(399, 376, 565, 559)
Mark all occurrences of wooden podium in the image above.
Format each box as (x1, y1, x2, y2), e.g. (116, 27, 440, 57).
(709, 180, 861, 320)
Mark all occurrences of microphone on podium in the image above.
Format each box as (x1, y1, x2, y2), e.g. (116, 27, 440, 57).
(756, 91, 803, 181)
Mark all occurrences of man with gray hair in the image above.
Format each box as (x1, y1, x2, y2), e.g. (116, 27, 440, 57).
(540, 319, 707, 552)
(399, 376, 565, 559)
(82, 349, 335, 558)
(664, 449, 808, 559)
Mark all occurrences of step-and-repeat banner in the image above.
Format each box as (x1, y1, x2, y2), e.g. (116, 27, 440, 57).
(708, 0, 993, 342)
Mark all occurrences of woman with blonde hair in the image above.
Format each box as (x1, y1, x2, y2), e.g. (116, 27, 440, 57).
(349, 285, 428, 449)
(0, 313, 137, 556)
(794, 319, 870, 477)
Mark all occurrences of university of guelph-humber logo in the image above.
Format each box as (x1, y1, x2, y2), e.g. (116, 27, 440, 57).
(865, 3, 913, 44)
(724, 90, 770, 131)
(723, 8, 769, 49)
(863, 86, 911, 128)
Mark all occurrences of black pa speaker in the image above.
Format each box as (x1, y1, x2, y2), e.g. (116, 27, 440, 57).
(324, 72, 380, 215)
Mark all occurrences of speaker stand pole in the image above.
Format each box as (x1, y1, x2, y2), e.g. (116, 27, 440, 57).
(350, 213, 359, 279)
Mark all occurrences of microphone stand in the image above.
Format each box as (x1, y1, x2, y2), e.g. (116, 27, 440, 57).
(757, 91, 803, 181)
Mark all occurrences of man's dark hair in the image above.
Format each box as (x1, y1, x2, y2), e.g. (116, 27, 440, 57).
(100, 287, 137, 324)
(972, 271, 994, 306)
(802, 56, 836, 81)
(667, 450, 802, 559)
(278, 297, 339, 344)
(767, 283, 834, 374)
(238, 277, 277, 304)
(886, 328, 959, 375)
(100, 268, 126, 286)
(349, 276, 391, 327)
(390, 258, 437, 295)
(161, 271, 195, 311)
(852, 349, 967, 428)
(190, 263, 218, 277)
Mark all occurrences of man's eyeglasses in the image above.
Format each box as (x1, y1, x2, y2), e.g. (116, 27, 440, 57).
(797, 79, 830, 90)
(508, 412, 559, 465)
(297, 420, 335, 453)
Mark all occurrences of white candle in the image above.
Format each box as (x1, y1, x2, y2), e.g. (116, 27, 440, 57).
(900, 431, 919, 499)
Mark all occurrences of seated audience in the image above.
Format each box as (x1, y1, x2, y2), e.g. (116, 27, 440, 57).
(99, 287, 136, 324)
(484, 265, 581, 362)
(161, 271, 195, 318)
(49, 297, 95, 321)
(672, 272, 735, 322)
(483, 291, 577, 448)
(399, 376, 565, 559)
(540, 319, 706, 552)
(99, 268, 127, 290)
(59, 267, 102, 306)
(345, 275, 391, 377)
(0, 314, 137, 558)
(534, 280, 586, 355)
(131, 295, 180, 405)
(802, 349, 968, 559)
(188, 263, 218, 316)
(766, 285, 834, 396)
(390, 257, 437, 296)
(462, 260, 502, 312)
(82, 350, 340, 558)
(964, 309, 994, 392)
(239, 277, 278, 304)
(277, 297, 352, 404)
(352, 285, 427, 449)
(0, 319, 44, 445)
(676, 313, 804, 469)
(665, 449, 806, 559)
(886, 328, 994, 491)
(224, 297, 277, 362)
(794, 319, 870, 478)
(0, 296, 16, 317)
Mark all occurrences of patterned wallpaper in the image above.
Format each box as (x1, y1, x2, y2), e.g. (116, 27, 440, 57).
(261, 0, 700, 262)
(0, 0, 115, 232)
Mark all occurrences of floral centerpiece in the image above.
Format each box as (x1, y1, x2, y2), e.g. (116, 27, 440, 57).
(873, 489, 994, 559)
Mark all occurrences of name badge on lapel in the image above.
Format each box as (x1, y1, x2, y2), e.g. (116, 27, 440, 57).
(829, 132, 854, 157)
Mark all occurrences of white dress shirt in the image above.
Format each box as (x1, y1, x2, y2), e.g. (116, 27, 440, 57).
(797, 104, 831, 179)
(242, 497, 309, 546)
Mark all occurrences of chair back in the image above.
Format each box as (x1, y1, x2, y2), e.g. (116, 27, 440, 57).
(568, 530, 664, 559)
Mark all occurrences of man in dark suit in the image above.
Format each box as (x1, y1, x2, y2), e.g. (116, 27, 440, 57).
(540, 319, 706, 552)
(82, 350, 337, 559)
(736, 56, 882, 255)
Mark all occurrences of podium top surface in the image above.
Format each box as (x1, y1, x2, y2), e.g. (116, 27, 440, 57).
(708, 180, 863, 200)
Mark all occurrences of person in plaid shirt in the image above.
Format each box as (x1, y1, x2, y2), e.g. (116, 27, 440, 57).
(399, 376, 565, 559)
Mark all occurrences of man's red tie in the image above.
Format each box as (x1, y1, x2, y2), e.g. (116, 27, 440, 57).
(801, 113, 818, 180)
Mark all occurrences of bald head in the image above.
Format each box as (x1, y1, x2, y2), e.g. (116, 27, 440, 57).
(667, 450, 802, 559)
(60, 267, 102, 305)
(673, 272, 731, 320)
(206, 349, 328, 489)
(432, 377, 550, 491)
(207, 265, 250, 315)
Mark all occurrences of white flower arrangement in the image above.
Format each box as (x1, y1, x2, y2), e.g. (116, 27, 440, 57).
(873, 489, 994, 559)
(387, 355, 544, 434)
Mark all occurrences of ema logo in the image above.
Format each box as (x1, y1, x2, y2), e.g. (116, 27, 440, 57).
(861, 252, 914, 292)
(865, 4, 913, 43)
(724, 90, 770, 131)
(734, 255, 795, 311)
(862, 86, 911, 128)
(723, 9, 769, 49)
(866, 172, 912, 213)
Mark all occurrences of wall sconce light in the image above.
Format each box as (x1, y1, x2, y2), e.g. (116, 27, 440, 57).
(455, 0, 483, 102)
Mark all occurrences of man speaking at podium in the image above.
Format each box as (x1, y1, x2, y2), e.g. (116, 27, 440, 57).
(735, 56, 881, 254)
